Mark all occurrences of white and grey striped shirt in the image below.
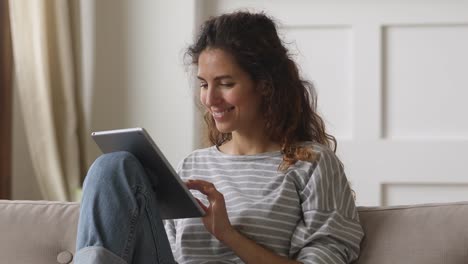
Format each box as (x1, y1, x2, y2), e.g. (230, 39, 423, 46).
(164, 143, 363, 264)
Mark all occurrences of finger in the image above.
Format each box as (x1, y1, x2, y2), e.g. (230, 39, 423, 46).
(195, 198, 209, 212)
(186, 180, 216, 195)
(189, 179, 211, 185)
(186, 179, 213, 189)
(186, 181, 212, 201)
(186, 180, 222, 203)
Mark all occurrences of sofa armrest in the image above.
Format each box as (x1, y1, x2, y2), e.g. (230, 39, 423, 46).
(0, 200, 80, 264)
(355, 201, 468, 264)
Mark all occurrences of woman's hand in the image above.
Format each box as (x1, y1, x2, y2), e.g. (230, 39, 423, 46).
(185, 179, 235, 242)
(186, 179, 301, 264)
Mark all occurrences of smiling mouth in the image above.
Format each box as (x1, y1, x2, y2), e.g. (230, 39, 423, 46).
(212, 106, 235, 118)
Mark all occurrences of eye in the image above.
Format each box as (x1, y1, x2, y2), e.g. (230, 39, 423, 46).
(199, 82, 208, 89)
(220, 83, 235, 88)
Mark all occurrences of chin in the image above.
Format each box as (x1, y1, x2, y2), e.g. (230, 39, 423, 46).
(215, 124, 234, 134)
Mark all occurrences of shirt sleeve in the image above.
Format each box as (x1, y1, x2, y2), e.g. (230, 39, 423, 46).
(289, 148, 364, 264)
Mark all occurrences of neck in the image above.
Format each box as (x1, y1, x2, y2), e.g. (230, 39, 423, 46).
(219, 130, 281, 155)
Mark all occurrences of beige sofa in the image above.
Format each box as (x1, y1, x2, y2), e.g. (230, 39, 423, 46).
(1, 200, 468, 264)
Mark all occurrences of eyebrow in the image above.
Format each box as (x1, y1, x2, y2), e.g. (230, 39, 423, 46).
(197, 75, 234, 81)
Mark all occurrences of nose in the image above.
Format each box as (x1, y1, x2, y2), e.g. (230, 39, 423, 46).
(203, 86, 221, 107)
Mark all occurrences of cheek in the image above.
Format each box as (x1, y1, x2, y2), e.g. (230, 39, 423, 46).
(239, 92, 261, 109)
(224, 90, 243, 106)
(199, 91, 206, 105)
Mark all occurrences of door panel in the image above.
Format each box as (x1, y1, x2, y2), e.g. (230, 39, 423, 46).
(202, 0, 468, 206)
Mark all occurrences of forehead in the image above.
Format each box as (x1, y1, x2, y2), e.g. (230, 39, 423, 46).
(197, 48, 241, 78)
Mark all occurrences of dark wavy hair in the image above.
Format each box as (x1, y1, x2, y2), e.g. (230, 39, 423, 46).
(186, 11, 336, 169)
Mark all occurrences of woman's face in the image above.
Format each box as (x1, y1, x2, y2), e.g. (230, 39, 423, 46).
(198, 48, 264, 135)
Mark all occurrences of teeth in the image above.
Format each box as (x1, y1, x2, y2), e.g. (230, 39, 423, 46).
(212, 107, 234, 118)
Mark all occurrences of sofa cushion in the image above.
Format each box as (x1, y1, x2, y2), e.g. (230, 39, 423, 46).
(354, 201, 468, 264)
(0, 200, 80, 264)
(1, 200, 468, 263)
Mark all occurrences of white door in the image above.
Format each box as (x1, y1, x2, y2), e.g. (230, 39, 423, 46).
(198, 0, 468, 206)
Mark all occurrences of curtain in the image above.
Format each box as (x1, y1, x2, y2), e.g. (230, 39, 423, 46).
(9, 0, 84, 201)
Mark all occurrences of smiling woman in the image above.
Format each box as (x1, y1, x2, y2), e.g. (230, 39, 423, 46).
(75, 11, 363, 264)
(0, 0, 12, 199)
(197, 48, 265, 144)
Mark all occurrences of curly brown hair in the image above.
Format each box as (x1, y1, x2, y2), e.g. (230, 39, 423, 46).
(186, 11, 336, 170)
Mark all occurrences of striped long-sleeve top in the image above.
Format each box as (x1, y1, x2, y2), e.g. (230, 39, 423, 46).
(164, 142, 364, 264)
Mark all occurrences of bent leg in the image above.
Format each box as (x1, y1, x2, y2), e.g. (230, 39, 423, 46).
(75, 151, 175, 264)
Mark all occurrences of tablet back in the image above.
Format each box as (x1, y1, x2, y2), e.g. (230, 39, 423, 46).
(91, 128, 204, 219)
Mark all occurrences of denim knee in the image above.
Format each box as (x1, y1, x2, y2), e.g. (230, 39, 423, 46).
(83, 151, 141, 189)
(95, 151, 139, 169)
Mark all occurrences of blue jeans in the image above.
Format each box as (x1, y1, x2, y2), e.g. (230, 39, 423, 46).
(75, 151, 176, 264)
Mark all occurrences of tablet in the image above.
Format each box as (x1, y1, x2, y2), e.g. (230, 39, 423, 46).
(91, 127, 205, 219)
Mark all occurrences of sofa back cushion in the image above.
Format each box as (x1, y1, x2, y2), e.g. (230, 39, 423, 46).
(1, 200, 468, 263)
(355, 202, 468, 264)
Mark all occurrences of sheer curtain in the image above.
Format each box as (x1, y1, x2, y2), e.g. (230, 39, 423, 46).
(9, 0, 84, 201)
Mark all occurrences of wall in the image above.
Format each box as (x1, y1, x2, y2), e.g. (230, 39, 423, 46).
(12, 0, 197, 199)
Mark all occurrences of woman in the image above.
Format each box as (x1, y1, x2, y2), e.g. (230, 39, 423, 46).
(75, 11, 364, 264)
